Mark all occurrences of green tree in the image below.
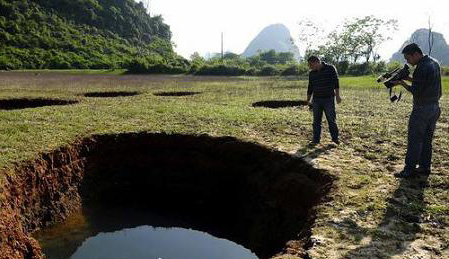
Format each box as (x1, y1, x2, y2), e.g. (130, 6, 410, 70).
(223, 52, 240, 60)
(340, 16, 397, 63)
(277, 52, 295, 64)
(259, 50, 278, 64)
(0, 0, 176, 70)
(190, 52, 204, 63)
(306, 15, 397, 67)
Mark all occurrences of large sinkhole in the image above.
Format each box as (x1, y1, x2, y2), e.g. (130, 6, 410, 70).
(0, 98, 78, 110)
(1, 133, 333, 259)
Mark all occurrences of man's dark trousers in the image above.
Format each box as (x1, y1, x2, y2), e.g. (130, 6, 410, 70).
(312, 97, 339, 143)
(404, 103, 440, 173)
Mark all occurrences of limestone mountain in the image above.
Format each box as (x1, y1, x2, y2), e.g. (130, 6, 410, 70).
(390, 28, 449, 65)
(242, 24, 300, 60)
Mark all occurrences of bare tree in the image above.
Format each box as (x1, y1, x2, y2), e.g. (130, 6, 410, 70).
(297, 19, 326, 58)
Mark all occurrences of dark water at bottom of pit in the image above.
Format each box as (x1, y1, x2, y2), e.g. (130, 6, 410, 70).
(33, 206, 259, 259)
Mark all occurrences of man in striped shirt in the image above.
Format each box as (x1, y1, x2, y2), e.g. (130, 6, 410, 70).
(306, 56, 342, 145)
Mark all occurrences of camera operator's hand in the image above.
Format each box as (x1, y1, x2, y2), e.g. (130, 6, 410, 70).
(390, 80, 406, 87)
(336, 95, 342, 104)
(391, 80, 412, 92)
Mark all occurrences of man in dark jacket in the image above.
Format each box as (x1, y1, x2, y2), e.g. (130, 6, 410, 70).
(393, 43, 442, 178)
(307, 56, 342, 145)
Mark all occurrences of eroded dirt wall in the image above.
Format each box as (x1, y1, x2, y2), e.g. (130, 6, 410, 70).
(0, 133, 333, 259)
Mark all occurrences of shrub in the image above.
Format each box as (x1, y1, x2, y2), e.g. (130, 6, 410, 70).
(441, 66, 449, 76)
(127, 59, 186, 74)
(371, 61, 387, 74)
(346, 62, 370, 76)
(146, 63, 187, 74)
(336, 61, 349, 75)
(258, 65, 279, 76)
(48, 55, 71, 69)
(195, 64, 247, 76)
(89, 61, 113, 69)
(280, 64, 309, 76)
(127, 58, 150, 73)
(386, 61, 403, 72)
(245, 68, 257, 76)
(188, 63, 200, 74)
(0, 55, 22, 70)
(167, 56, 190, 73)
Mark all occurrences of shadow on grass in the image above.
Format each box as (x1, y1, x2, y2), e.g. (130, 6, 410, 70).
(342, 175, 429, 258)
(295, 144, 337, 161)
(252, 100, 311, 109)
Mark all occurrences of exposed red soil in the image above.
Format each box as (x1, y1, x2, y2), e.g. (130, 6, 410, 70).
(0, 133, 333, 259)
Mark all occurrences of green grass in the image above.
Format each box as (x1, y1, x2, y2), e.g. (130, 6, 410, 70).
(9, 69, 128, 75)
(0, 73, 448, 258)
(340, 75, 449, 91)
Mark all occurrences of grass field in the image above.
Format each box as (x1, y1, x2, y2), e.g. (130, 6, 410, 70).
(0, 72, 448, 258)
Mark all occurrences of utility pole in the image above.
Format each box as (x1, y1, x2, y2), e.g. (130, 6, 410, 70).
(428, 16, 434, 55)
(221, 32, 224, 60)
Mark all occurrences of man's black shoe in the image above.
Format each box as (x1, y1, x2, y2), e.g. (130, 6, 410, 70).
(415, 167, 431, 175)
(394, 170, 415, 178)
(332, 139, 340, 145)
(308, 141, 319, 147)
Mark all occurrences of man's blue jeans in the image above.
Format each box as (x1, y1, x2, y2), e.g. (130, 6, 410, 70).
(312, 97, 339, 143)
(404, 103, 440, 174)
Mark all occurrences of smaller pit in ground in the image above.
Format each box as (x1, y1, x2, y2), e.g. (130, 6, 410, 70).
(0, 98, 78, 110)
(83, 91, 140, 98)
(252, 100, 311, 109)
(153, 91, 201, 96)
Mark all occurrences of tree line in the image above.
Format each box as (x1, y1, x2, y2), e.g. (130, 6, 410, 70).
(0, 0, 182, 70)
(1, 1, 448, 76)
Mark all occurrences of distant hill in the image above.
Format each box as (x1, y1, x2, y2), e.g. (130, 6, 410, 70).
(242, 24, 300, 60)
(0, 0, 179, 70)
(390, 28, 449, 65)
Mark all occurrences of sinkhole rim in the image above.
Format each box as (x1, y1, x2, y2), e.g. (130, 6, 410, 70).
(83, 91, 141, 98)
(0, 132, 334, 259)
(153, 91, 202, 97)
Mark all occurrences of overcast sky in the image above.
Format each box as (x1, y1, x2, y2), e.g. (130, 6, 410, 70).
(139, 0, 449, 60)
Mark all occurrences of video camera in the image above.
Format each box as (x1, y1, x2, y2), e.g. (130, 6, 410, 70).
(376, 64, 410, 102)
